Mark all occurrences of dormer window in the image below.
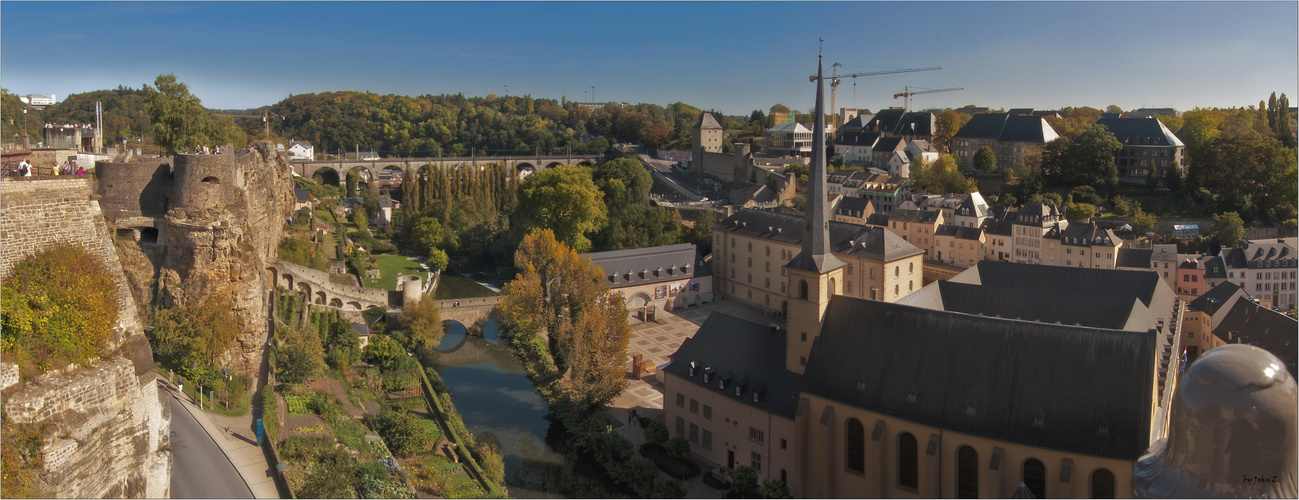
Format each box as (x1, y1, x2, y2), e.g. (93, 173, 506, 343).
(906, 387, 917, 404)
(965, 400, 978, 417)
(1033, 408, 1046, 429)
(1097, 419, 1110, 437)
(688, 361, 698, 377)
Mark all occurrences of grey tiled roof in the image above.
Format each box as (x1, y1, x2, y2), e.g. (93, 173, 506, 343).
(1116, 248, 1153, 269)
(696, 112, 723, 130)
(582, 243, 710, 288)
(804, 295, 1157, 460)
(664, 312, 803, 418)
(716, 209, 922, 262)
(1213, 298, 1299, 376)
(1188, 281, 1244, 316)
(953, 113, 1008, 139)
(1091, 117, 1184, 147)
(903, 280, 1149, 331)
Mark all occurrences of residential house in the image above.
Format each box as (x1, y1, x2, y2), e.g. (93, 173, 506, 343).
(863, 109, 937, 141)
(287, 140, 314, 160)
(904, 139, 940, 167)
(933, 224, 985, 268)
(1010, 202, 1064, 264)
(832, 197, 875, 226)
(1042, 221, 1121, 270)
(884, 209, 943, 258)
(1175, 256, 1207, 299)
(1219, 237, 1298, 310)
(1150, 244, 1180, 289)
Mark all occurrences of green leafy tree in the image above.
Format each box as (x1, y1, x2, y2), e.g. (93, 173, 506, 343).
(1111, 196, 1136, 217)
(1164, 161, 1183, 193)
(1132, 207, 1157, 234)
(146, 74, 214, 154)
(148, 293, 242, 372)
(974, 145, 997, 171)
(346, 170, 359, 197)
(361, 334, 406, 370)
(1212, 211, 1245, 246)
(644, 421, 669, 446)
(1146, 164, 1160, 191)
(913, 155, 976, 194)
(666, 436, 690, 460)
(731, 465, 759, 497)
(1065, 202, 1096, 222)
(1071, 124, 1122, 194)
(762, 479, 792, 499)
(513, 164, 607, 253)
(351, 206, 368, 229)
(361, 182, 380, 217)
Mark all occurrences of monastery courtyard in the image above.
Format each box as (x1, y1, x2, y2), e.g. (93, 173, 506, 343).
(614, 297, 777, 417)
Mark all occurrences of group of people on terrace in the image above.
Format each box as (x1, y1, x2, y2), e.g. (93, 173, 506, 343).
(7, 159, 86, 177)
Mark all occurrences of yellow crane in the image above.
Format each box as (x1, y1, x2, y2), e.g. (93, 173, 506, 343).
(893, 86, 964, 113)
(810, 63, 942, 128)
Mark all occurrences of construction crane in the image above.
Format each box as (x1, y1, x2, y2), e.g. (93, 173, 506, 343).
(893, 86, 964, 113)
(810, 63, 942, 128)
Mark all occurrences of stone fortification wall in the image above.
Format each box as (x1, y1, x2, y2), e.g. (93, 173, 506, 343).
(156, 143, 294, 372)
(95, 158, 173, 219)
(0, 176, 170, 498)
(272, 259, 392, 309)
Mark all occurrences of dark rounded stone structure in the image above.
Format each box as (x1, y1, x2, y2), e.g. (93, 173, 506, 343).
(1134, 344, 1297, 498)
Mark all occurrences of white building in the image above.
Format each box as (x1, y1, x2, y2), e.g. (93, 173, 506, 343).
(287, 140, 314, 160)
(21, 94, 56, 107)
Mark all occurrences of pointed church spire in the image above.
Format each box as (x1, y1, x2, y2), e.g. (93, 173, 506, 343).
(788, 54, 845, 273)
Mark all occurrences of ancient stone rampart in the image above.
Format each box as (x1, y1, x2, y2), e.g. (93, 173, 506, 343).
(95, 158, 172, 219)
(0, 176, 170, 498)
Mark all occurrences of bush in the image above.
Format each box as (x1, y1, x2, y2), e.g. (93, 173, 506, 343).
(348, 230, 397, 254)
(370, 407, 427, 457)
(731, 465, 759, 497)
(666, 436, 690, 460)
(261, 390, 280, 444)
(640, 443, 699, 480)
(644, 420, 668, 446)
(1, 246, 119, 370)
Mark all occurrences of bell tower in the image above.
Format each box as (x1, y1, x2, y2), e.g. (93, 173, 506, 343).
(785, 55, 844, 375)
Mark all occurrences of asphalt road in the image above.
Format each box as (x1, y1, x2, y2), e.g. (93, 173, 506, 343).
(168, 395, 253, 499)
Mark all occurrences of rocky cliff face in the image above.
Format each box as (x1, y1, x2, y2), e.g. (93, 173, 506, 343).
(0, 177, 170, 498)
(154, 143, 295, 374)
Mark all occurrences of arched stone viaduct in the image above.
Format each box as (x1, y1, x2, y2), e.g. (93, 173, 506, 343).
(268, 259, 504, 322)
(267, 259, 396, 311)
(290, 155, 604, 184)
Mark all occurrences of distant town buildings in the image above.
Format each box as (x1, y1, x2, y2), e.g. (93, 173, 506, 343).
(950, 110, 1060, 172)
(286, 140, 314, 160)
(1087, 116, 1186, 184)
(580, 243, 713, 315)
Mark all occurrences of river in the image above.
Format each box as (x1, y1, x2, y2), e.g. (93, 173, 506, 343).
(431, 320, 585, 498)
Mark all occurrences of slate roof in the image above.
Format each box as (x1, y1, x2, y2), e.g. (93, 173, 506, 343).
(955, 193, 990, 218)
(950, 260, 1167, 309)
(983, 217, 1016, 237)
(769, 122, 812, 134)
(872, 136, 906, 153)
(894, 112, 936, 136)
(900, 280, 1149, 331)
(908, 139, 937, 153)
(865, 212, 892, 227)
(839, 115, 870, 131)
(1213, 299, 1299, 376)
(696, 112, 723, 130)
(1201, 255, 1227, 279)
(839, 226, 924, 261)
(953, 113, 1060, 143)
(1090, 117, 1184, 147)
(1008, 108, 1035, 116)
(953, 113, 1008, 139)
(1012, 202, 1060, 226)
(866, 109, 906, 133)
(1188, 281, 1245, 316)
(890, 208, 941, 225)
(1116, 248, 1153, 269)
(665, 312, 803, 418)
(294, 187, 310, 203)
(731, 181, 777, 204)
(1242, 238, 1298, 267)
(1000, 115, 1059, 143)
(935, 224, 984, 241)
(1046, 221, 1119, 247)
(835, 197, 874, 218)
(803, 295, 1157, 460)
(1220, 247, 1249, 269)
(581, 243, 710, 288)
(836, 131, 881, 147)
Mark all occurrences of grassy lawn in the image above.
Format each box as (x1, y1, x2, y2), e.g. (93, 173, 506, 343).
(364, 254, 429, 290)
(434, 275, 499, 300)
(320, 232, 339, 261)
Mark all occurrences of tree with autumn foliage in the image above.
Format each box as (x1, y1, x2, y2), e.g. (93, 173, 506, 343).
(642, 122, 670, 150)
(500, 230, 630, 413)
(1, 246, 119, 374)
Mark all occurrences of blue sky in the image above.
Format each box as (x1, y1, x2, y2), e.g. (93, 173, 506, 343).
(2, 2, 1296, 115)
